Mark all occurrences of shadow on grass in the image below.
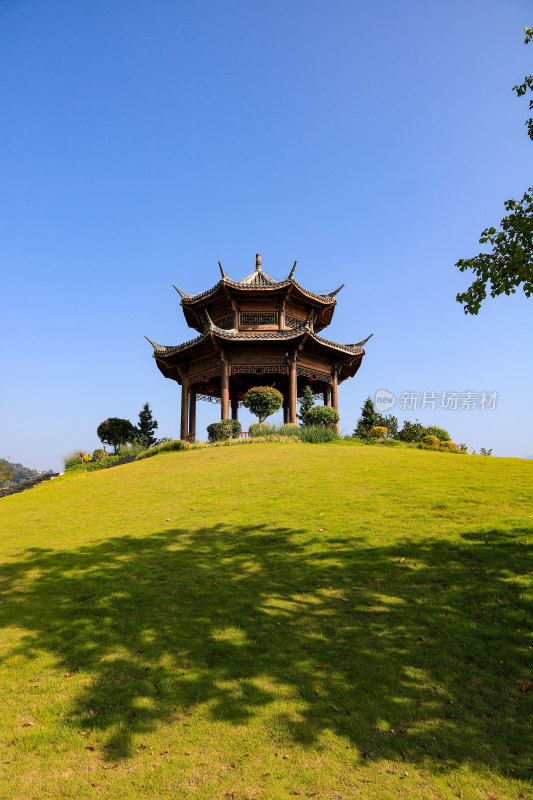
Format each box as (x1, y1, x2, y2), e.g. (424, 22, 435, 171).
(0, 523, 531, 775)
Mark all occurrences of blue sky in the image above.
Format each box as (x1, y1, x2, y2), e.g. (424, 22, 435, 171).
(1, 0, 532, 471)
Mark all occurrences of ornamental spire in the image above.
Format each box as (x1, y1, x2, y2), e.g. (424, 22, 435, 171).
(288, 261, 297, 280)
(256, 253, 262, 271)
(218, 261, 227, 279)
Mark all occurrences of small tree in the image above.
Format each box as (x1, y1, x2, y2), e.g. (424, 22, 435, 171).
(97, 418, 137, 454)
(298, 386, 315, 425)
(355, 397, 378, 438)
(376, 413, 398, 438)
(243, 386, 283, 425)
(397, 420, 426, 443)
(137, 402, 158, 447)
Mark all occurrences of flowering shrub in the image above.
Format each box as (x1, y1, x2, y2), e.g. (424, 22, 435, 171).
(371, 426, 387, 439)
(82, 454, 92, 462)
(92, 449, 107, 461)
(422, 434, 440, 447)
(440, 440, 459, 451)
(425, 425, 451, 441)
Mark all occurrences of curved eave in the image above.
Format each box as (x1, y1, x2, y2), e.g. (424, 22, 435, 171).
(145, 329, 372, 375)
(179, 278, 342, 307)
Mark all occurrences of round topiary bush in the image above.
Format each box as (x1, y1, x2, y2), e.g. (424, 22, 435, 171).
(249, 422, 274, 437)
(92, 448, 107, 461)
(422, 435, 440, 447)
(243, 386, 283, 424)
(207, 419, 242, 443)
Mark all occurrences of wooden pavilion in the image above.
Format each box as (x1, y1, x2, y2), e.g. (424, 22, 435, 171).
(146, 254, 371, 439)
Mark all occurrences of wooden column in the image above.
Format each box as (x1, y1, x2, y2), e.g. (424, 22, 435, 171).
(325, 385, 331, 406)
(180, 373, 189, 440)
(323, 389, 328, 406)
(188, 387, 196, 441)
(283, 392, 289, 424)
(331, 366, 339, 434)
(289, 357, 297, 424)
(221, 359, 230, 420)
(231, 393, 238, 421)
(278, 302, 285, 330)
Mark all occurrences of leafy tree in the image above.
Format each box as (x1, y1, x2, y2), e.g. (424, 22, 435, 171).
(397, 420, 426, 443)
(0, 464, 13, 488)
(304, 405, 339, 429)
(243, 386, 283, 425)
(96, 418, 137, 454)
(355, 397, 378, 438)
(137, 402, 158, 447)
(0, 458, 38, 485)
(456, 27, 533, 314)
(375, 413, 398, 438)
(425, 425, 451, 441)
(298, 386, 315, 425)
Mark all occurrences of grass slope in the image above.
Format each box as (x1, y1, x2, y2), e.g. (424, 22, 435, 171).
(0, 442, 531, 800)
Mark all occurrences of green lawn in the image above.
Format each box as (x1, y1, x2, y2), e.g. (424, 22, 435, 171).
(0, 442, 531, 799)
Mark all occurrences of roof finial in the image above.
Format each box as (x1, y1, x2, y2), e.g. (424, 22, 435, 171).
(256, 253, 262, 271)
(218, 261, 227, 280)
(173, 284, 187, 298)
(288, 260, 297, 280)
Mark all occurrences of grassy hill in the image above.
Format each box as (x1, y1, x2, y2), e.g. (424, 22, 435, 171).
(0, 442, 531, 800)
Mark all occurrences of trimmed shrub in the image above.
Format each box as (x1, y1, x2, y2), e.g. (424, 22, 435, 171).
(371, 426, 387, 439)
(92, 448, 107, 461)
(298, 386, 315, 425)
(243, 386, 283, 424)
(300, 425, 338, 443)
(249, 422, 275, 437)
(422, 434, 440, 447)
(207, 419, 242, 443)
(279, 424, 301, 438)
(425, 425, 451, 442)
(304, 405, 339, 429)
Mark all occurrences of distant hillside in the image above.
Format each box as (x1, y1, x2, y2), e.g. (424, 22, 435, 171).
(0, 458, 43, 486)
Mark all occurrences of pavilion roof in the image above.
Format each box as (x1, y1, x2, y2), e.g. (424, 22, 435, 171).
(174, 254, 344, 306)
(146, 314, 372, 360)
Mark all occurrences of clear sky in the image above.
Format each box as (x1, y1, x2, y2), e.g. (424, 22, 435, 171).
(1, 0, 532, 471)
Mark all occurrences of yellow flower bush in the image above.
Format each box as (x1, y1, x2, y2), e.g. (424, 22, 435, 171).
(440, 440, 459, 451)
(371, 426, 388, 439)
(422, 434, 440, 447)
